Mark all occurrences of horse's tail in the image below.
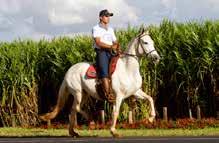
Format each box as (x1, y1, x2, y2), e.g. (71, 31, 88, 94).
(39, 80, 69, 121)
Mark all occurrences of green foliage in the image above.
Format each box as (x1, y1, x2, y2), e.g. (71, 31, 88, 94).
(0, 19, 218, 126)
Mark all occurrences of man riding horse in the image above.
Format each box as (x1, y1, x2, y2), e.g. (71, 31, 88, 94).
(92, 9, 119, 103)
(40, 10, 160, 137)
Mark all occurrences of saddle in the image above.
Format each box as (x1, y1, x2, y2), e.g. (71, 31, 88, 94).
(86, 55, 120, 79)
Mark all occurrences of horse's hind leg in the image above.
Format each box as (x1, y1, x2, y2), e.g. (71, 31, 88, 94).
(69, 111, 78, 137)
(69, 96, 79, 137)
(68, 91, 81, 137)
(69, 91, 89, 137)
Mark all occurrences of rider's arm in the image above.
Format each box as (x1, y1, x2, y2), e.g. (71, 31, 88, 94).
(94, 37, 113, 49)
(113, 41, 118, 46)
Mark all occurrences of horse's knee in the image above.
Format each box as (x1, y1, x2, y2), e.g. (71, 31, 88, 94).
(148, 96, 153, 102)
(144, 95, 153, 102)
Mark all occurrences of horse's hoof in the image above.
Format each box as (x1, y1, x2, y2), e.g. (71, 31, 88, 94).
(71, 132, 80, 138)
(88, 121, 96, 130)
(110, 130, 122, 138)
(69, 130, 80, 138)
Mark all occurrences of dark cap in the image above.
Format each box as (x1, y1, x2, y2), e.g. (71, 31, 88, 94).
(99, 9, 113, 17)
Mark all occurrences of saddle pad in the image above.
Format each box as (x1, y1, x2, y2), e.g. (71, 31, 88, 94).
(86, 65, 97, 78)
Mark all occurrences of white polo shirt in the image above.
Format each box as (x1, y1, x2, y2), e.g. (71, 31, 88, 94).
(92, 24, 117, 49)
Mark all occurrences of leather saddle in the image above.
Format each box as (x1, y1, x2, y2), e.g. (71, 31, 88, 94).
(85, 55, 120, 79)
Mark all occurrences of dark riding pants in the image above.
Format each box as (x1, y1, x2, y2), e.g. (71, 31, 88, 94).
(95, 48, 112, 78)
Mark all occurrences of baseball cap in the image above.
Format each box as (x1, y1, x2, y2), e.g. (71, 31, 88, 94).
(99, 9, 113, 17)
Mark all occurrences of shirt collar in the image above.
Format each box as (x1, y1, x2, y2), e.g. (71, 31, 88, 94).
(98, 23, 108, 30)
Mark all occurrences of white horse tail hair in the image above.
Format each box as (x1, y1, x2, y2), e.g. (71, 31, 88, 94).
(39, 80, 69, 121)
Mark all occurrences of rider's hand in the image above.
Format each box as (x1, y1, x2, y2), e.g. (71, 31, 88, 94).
(111, 43, 118, 50)
(111, 43, 122, 55)
(117, 48, 122, 54)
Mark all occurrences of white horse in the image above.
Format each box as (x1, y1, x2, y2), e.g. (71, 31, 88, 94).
(39, 29, 160, 137)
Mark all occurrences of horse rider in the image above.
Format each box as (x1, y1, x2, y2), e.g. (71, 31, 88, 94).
(92, 9, 119, 103)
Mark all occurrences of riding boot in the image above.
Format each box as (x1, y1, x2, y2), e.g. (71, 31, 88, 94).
(100, 78, 116, 103)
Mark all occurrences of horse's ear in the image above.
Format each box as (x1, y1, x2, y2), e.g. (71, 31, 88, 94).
(138, 27, 145, 34)
(145, 30, 149, 35)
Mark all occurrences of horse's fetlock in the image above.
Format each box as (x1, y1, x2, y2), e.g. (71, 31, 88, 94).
(110, 127, 116, 132)
(75, 106, 80, 112)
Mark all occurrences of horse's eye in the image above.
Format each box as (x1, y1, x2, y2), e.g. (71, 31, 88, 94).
(144, 42, 148, 44)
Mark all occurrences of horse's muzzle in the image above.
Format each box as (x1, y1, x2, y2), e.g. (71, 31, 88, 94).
(152, 55, 161, 64)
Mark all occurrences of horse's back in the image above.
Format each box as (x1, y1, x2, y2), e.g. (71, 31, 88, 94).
(67, 62, 90, 74)
(64, 62, 91, 90)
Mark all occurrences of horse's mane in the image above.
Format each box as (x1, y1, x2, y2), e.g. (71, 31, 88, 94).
(126, 31, 145, 51)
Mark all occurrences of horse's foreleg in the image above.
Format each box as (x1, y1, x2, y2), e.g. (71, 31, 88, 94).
(110, 96, 123, 138)
(134, 89, 156, 122)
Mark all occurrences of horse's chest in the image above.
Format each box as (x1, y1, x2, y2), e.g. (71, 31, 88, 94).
(120, 71, 142, 94)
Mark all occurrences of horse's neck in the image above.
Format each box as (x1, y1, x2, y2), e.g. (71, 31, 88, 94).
(123, 38, 140, 73)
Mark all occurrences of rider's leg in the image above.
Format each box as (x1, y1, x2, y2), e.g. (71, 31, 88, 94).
(96, 49, 115, 103)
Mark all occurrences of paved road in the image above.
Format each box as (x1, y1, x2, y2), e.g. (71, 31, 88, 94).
(0, 137, 219, 143)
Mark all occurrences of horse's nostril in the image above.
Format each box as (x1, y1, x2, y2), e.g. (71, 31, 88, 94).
(152, 55, 160, 64)
(153, 56, 158, 61)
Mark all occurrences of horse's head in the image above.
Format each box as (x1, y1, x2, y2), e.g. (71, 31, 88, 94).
(136, 28, 160, 64)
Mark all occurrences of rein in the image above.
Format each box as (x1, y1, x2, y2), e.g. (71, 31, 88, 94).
(121, 50, 155, 58)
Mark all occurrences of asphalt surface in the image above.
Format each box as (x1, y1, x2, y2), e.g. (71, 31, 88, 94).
(0, 137, 219, 143)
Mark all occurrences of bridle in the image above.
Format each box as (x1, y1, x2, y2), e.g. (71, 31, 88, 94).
(121, 33, 156, 59)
